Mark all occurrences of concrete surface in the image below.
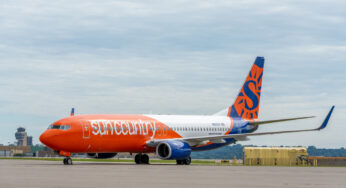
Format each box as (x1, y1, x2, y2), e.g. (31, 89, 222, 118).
(0, 160, 345, 188)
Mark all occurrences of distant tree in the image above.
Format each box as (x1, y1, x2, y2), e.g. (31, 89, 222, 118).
(191, 145, 346, 159)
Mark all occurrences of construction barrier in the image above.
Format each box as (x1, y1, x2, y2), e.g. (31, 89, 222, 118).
(243, 147, 308, 166)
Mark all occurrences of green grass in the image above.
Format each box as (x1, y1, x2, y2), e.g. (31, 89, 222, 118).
(0, 157, 230, 165)
(4, 157, 342, 167)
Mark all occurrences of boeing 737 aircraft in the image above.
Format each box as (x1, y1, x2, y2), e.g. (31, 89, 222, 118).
(40, 57, 335, 165)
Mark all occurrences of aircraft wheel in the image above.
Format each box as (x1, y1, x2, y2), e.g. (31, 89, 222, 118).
(183, 156, 191, 165)
(176, 160, 183, 165)
(63, 157, 73, 165)
(67, 157, 73, 165)
(135, 154, 142, 164)
(141, 154, 149, 164)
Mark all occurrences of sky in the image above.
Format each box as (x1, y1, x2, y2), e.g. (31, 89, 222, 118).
(0, 0, 345, 148)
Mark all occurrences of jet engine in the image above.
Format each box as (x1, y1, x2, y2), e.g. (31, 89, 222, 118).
(86, 153, 117, 159)
(156, 140, 191, 160)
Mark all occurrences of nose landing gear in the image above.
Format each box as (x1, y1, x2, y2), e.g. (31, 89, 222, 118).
(134, 153, 150, 164)
(63, 157, 73, 165)
(59, 151, 72, 165)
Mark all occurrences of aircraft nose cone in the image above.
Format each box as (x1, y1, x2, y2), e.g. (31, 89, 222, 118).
(39, 132, 49, 145)
(40, 131, 57, 147)
(39, 131, 61, 150)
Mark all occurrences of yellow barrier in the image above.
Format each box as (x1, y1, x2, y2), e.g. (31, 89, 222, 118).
(244, 147, 308, 166)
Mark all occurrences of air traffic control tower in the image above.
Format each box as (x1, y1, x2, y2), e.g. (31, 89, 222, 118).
(15, 127, 33, 146)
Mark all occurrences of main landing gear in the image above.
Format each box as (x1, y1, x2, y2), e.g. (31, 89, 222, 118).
(63, 157, 73, 165)
(134, 153, 149, 164)
(176, 156, 191, 165)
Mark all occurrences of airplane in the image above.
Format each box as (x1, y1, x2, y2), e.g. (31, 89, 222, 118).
(39, 57, 335, 165)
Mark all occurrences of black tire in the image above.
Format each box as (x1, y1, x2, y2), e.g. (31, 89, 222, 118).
(185, 156, 191, 165)
(141, 154, 149, 164)
(63, 158, 67, 165)
(176, 160, 182, 165)
(66, 157, 73, 165)
(135, 154, 142, 164)
(182, 156, 191, 165)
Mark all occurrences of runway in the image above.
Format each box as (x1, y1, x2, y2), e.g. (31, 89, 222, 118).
(0, 160, 345, 188)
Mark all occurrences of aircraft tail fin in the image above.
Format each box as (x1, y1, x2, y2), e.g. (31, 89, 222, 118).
(227, 57, 264, 120)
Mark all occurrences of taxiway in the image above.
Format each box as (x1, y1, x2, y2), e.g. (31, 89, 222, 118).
(0, 160, 345, 188)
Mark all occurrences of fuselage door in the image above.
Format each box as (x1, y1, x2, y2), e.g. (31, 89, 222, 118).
(81, 120, 91, 139)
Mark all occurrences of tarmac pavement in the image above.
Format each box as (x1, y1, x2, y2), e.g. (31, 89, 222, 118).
(0, 159, 345, 188)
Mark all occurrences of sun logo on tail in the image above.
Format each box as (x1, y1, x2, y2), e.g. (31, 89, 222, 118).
(228, 57, 264, 120)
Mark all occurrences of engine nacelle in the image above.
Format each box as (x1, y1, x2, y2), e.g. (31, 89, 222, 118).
(156, 141, 191, 160)
(86, 153, 117, 159)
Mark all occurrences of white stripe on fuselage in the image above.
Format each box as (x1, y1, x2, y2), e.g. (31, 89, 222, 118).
(145, 115, 232, 138)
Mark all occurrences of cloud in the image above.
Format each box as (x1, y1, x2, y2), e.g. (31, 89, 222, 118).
(0, 0, 345, 147)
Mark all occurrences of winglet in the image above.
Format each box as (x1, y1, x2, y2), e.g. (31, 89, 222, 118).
(317, 106, 335, 130)
(70, 107, 75, 116)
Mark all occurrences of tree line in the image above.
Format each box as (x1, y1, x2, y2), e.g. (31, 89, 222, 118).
(191, 144, 346, 159)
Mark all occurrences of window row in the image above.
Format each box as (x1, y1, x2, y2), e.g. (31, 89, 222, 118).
(93, 126, 229, 132)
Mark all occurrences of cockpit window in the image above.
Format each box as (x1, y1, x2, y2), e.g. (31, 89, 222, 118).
(48, 125, 71, 130)
(48, 125, 61, 129)
(60, 125, 70, 130)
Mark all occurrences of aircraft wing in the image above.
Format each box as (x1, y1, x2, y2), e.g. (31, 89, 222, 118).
(146, 106, 334, 147)
(248, 116, 315, 126)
